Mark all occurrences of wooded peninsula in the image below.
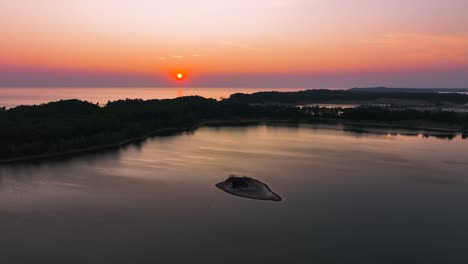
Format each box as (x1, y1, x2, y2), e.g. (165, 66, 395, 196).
(2, 89, 468, 162)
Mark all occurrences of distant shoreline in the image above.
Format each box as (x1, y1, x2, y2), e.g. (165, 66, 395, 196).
(1, 119, 465, 164)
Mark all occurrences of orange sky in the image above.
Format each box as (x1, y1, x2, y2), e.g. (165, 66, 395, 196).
(1, 0, 467, 87)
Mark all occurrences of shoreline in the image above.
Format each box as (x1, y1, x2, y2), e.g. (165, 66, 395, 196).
(340, 121, 465, 133)
(0, 120, 262, 164)
(1, 119, 466, 164)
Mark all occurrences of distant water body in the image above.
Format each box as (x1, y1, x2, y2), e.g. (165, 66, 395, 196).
(1, 124, 468, 263)
(0, 87, 340, 108)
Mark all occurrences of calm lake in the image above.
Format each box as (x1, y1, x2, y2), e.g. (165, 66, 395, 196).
(1, 124, 468, 263)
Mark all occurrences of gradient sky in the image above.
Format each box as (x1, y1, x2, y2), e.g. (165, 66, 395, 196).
(1, 0, 467, 88)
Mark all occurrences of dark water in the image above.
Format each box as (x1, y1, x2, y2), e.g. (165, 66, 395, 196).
(1, 125, 468, 263)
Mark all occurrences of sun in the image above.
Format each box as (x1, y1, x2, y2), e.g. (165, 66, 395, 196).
(171, 71, 187, 82)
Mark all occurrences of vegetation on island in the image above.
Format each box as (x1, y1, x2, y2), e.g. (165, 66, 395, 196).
(2, 89, 468, 161)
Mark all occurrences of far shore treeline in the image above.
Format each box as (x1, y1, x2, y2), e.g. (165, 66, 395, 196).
(2, 89, 468, 161)
(228, 89, 468, 105)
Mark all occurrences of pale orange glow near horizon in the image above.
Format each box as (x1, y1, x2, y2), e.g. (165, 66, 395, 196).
(1, 0, 467, 87)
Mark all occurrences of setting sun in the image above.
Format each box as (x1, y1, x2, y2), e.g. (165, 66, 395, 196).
(2, 1, 468, 262)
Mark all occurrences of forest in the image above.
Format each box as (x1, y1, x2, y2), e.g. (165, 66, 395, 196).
(1, 93, 468, 161)
(228, 89, 468, 105)
(0, 96, 304, 160)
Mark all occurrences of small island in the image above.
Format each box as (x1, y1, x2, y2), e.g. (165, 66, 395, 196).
(216, 176, 282, 202)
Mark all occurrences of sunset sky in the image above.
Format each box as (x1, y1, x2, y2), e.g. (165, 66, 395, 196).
(1, 0, 467, 88)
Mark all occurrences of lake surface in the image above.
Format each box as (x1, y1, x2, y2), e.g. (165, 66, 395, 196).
(1, 124, 468, 263)
(0, 87, 309, 108)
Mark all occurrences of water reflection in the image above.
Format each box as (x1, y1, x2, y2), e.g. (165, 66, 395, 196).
(1, 125, 468, 263)
(177, 87, 184, 97)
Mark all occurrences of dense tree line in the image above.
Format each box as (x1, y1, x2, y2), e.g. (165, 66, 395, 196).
(0, 97, 307, 159)
(1, 96, 468, 160)
(228, 89, 468, 105)
(341, 107, 468, 125)
(348, 87, 468, 93)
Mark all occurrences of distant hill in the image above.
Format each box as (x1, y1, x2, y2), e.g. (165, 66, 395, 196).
(349, 87, 468, 93)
